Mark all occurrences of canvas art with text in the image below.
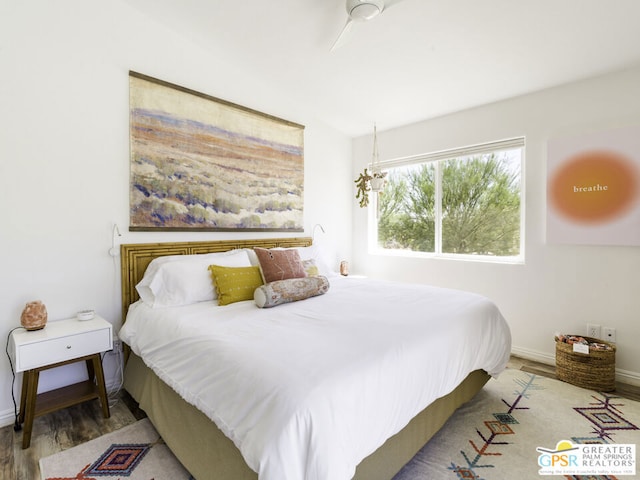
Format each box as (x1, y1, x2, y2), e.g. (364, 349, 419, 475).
(547, 125, 640, 246)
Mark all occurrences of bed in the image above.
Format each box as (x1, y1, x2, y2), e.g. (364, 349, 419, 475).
(118, 237, 511, 480)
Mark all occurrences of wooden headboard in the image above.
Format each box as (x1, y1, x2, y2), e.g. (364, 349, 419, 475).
(120, 237, 313, 323)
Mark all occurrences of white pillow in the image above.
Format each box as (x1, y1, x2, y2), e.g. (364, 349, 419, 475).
(291, 245, 338, 277)
(136, 249, 251, 307)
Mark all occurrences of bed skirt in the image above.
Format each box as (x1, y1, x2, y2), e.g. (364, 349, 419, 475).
(123, 352, 490, 480)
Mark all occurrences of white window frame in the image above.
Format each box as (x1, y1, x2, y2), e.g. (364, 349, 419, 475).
(369, 137, 526, 264)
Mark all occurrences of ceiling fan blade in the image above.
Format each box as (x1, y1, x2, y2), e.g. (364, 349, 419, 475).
(330, 18, 354, 51)
(384, 0, 407, 10)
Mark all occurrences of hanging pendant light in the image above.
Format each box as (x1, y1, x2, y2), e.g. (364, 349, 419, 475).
(354, 123, 387, 208)
(369, 123, 386, 192)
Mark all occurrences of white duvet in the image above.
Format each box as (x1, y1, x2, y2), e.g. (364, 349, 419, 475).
(119, 276, 511, 480)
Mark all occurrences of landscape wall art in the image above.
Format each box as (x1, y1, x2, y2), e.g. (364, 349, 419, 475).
(129, 71, 305, 231)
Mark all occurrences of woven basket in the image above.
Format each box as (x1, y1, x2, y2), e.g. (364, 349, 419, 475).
(555, 336, 616, 392)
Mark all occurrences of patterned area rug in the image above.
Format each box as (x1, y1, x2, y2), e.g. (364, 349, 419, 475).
(40, 370, 639, 480)
(394, 368, 639, 479)
(39, 418, 193, 480)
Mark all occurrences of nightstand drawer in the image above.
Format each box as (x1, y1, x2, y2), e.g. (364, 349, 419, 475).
(17, 328, 111, 371)
(10, 316, 113, 372)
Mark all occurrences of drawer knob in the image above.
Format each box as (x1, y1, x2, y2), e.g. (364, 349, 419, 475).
(66, 345, 71, 349)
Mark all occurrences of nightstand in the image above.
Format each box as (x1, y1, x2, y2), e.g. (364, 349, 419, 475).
(9, 315, 113, 448)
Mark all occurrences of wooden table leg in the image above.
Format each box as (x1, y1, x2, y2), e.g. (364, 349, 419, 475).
(86, 358, 95, 381)
(21, 369, 39, 449)
(90, 354, 110, 419)
(18, 371, 28, 424)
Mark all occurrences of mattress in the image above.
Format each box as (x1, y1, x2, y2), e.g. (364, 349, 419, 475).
(123, 352, 491, 480)
(119, 275, 511, 480)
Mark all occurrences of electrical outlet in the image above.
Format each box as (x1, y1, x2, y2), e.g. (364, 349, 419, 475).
(112, 338, 122, 353)
(587, 324, 601, 339)
(602, 327, 616, 343)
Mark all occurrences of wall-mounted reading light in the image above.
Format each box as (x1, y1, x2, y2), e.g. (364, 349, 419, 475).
(312, 223, 325, 242)
(108, 224, 122, 257)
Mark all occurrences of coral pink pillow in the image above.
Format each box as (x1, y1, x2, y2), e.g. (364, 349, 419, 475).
(254, 247, 307, 283)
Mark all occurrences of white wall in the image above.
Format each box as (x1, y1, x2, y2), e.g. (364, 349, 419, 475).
(352, 66, 640, 384)
(0, 1, 352, 426)
(2, 1, 638, 431)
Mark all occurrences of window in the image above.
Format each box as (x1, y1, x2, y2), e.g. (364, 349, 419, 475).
(372, 138, 524, 262)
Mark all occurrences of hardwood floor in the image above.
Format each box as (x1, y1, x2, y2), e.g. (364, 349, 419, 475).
(0, 392, 145, 480)
(2, 356, 638, 480)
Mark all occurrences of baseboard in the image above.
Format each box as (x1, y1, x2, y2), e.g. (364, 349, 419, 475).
(511, 346, 640, 387)
(0, 408, 17, 428)
(615, 368, 640, 387)
(511, 345, 556, 366)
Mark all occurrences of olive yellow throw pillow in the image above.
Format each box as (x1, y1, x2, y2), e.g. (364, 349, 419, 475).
(208, 265, 264, 306)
